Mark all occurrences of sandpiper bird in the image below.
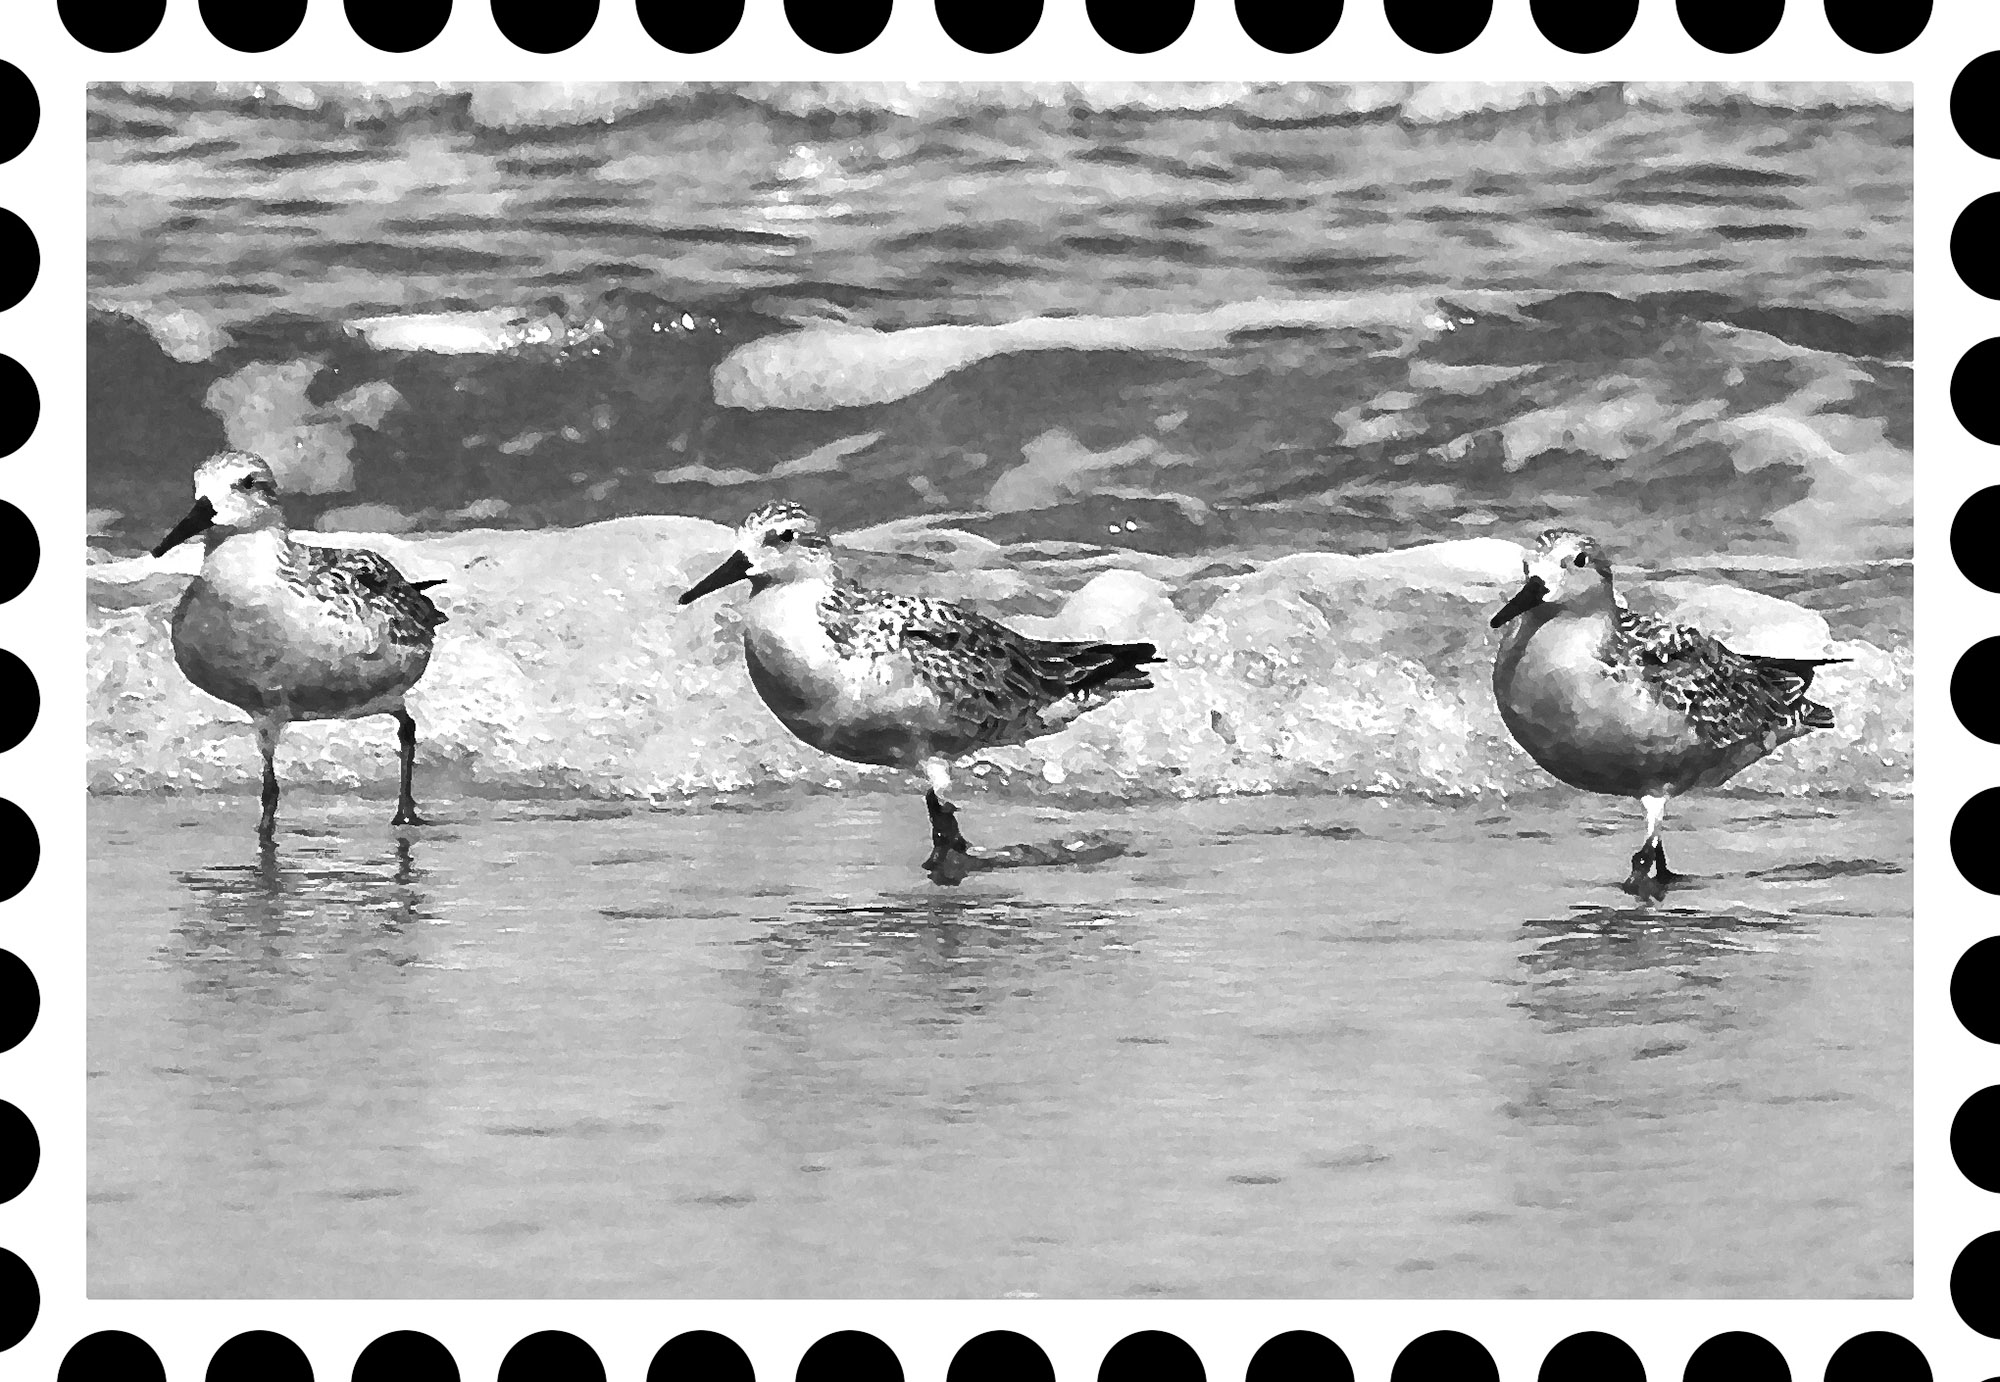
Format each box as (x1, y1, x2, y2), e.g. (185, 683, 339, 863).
(678, 502, 1162, 876)
(1489, 529, 1841, 897)
(152, 451, 448, 839)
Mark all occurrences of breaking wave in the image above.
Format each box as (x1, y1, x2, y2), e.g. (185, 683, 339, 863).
(89, 520, 1909, 803)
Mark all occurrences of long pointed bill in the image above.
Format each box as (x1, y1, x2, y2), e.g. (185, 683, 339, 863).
(1489, 574, 1548, 628)
(678, 549, 753, 605)
(151, 497, 217, 558)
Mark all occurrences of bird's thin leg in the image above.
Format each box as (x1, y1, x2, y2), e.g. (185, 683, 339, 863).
(391, 707, 426, 827)
(1644, 794, 1682, 883)
(255, 717, 282, 842)
(1621, 794, 1673, 897)
(921, 758, 970, 875)
(1622, 845, 1655, 896)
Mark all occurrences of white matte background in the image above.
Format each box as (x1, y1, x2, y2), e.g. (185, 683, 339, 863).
(0, 1, 1975, 1376)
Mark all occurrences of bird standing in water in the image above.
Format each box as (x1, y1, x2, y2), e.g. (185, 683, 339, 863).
(1490, 529, 1841, 897)
(152, 451, 447, 840)
(679, 502, 1161, 878)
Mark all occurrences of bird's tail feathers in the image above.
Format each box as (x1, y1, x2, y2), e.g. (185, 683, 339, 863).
(1033, 639, 1163, 697)
(408, 577, 449, 626)
(1746, 654, 1845, 731)
(1747, 654, 1847, 677)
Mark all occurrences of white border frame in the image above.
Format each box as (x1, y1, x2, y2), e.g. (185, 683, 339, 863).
(4, 1, 1977, 1375)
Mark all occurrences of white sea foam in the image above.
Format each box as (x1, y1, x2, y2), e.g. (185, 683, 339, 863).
(89, 519, 1909, 803)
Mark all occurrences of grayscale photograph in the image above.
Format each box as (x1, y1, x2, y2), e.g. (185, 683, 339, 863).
(85, 82, 1911, 1298)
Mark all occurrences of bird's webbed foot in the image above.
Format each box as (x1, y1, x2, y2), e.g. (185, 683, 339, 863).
(1621, 838, 1675, 900)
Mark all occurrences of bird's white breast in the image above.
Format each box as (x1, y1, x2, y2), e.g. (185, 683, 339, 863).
(738, 581, 942, 766)
(741, 581, 846, 694)
(197, 529, 294, 607)
(1494, 609, 1693, 793)
(173, 531, 425, 720)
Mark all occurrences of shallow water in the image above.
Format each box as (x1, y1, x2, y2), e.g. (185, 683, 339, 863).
(89, 790, 1911, 1298)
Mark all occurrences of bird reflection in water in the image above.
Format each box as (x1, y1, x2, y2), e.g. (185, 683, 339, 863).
(728, 886, 1137, 1152)
(747, 886, 1134, 1023)
(1507, 899, 1810, 1039)
(171, 830, 435, 998)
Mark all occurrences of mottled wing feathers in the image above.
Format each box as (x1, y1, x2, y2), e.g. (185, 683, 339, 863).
(1013, 634, 1162, 698)
(1615, 608, 1708, 661)
(1741, 654, 1842, 730)
(820, 584, 1158, 743)
(1614, 608, 1838, 746)
(302, 545, 448, 644)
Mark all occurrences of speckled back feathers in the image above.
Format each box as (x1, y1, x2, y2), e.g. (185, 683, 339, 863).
(1612, 606, 1836, 747)
(817, 581, 1159, 747)
(298, 545, 449, 648)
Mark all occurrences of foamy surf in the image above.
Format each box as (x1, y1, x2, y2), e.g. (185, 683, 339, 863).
(706, 293, 1505, 413)
(89, 519, 1909, 803)
(87, 293, 1912, 575)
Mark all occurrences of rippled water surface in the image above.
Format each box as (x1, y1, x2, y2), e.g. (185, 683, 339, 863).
(87, 82, 1912, 570)
(90, 792, 1911, 1298)
(97, 796, 1920, 1304)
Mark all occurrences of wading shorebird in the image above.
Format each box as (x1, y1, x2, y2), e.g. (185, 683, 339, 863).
(678, 502, 1162, 877)
(1489, 529, 1841, 898)
(152, 451, 448, 839)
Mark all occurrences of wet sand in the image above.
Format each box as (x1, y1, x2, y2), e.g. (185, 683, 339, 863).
(88, 788, 1911, 1298)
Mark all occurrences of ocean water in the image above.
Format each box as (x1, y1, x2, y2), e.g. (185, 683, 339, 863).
(85, 83, 1912, 1298)
(89, 790, 1911, 1299)
(86, 82, 1912, 802)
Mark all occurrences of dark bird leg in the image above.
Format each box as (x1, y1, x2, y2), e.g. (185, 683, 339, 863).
(391, 708, 426, 827)
(1622, 842, 1657, 897)
(255, 718, 282, 842)
(1620, 794, 1676, 899)
(1650, 839, 1684, 885)
(919, 758, 974, 882)
(923, 789, 972, 879)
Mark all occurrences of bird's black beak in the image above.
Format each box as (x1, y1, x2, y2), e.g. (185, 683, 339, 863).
(151, 497, 217, 558)
(1490, 574, 1548, 628)
(678, 549, 753, 605)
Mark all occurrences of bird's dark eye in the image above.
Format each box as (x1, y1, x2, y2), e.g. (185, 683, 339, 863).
(777, 529, 795, 544)
(1573, 552, 1588, 567)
